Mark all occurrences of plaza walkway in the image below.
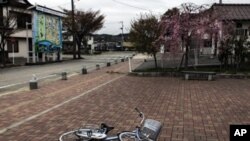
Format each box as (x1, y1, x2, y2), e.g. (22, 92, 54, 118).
(0, 58, 250, 141)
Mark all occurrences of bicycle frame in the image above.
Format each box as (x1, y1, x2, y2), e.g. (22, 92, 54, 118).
(59, 108, 162, 141)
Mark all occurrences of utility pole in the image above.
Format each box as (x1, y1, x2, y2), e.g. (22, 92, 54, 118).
(120, 21, 124, 50)
(71, 0, 76, 59)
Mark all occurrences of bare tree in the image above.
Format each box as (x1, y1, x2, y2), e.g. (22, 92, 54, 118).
(63, 9, 105, 59)
(0, 9, 16, 67)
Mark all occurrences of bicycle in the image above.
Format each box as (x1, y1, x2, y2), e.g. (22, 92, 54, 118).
(59, 108, 162, 141)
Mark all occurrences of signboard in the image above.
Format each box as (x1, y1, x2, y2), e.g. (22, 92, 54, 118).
(33, 11, 62, 53)
(36, 6, 65, 17)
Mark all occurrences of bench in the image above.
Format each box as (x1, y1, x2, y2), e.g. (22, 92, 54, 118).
(182, 71, 216, 81)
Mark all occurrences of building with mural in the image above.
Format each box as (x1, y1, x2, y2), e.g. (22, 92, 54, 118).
(0, 0, 64, 64)
(31, 5, 64, 63)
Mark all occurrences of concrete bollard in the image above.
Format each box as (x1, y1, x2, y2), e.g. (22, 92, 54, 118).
(61, 72, 67, 80)
(82, 67, 87, 74)
(96, 64, 100, 70)
(208, 75, 212, 81)
(115, 60, 118, 64)
(29, 74, 38, 90)
(185, 74, 189, 80)
(107, 62, 111, 67)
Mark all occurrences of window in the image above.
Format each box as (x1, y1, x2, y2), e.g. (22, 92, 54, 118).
(7, 40, 19, 53)
(0, 6, 3, 26)
(17, 13, 31, 29)
(236, 23, 242, 28)
(249, 26, 250, 35)
(236, 29, 248, 36)
(203, 39, 212, 48)
(10, 11, 31, 29)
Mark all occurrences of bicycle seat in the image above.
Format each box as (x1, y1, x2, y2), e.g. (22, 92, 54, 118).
(101, 123, 114, 134)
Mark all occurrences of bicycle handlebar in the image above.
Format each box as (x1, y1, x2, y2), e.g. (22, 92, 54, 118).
(135, 108, 141, 113)
(135, 108, 145, 126)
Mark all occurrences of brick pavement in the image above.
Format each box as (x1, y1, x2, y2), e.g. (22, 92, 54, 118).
(0, 59, 250, 141)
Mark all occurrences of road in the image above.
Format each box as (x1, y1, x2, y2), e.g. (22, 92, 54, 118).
(0, 51, 135, 92)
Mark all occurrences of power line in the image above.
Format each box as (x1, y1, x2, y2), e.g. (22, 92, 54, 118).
(50, 0, 81, 9)
(112, 0, 152, 12)
(105, 22, 120, 24)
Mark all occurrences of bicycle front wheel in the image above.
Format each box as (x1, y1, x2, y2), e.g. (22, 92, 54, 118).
(59, 130, 91, 141)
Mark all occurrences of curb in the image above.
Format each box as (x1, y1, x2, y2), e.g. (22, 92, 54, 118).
(129, 72, 250, 79)
(128, 72, 182, 77)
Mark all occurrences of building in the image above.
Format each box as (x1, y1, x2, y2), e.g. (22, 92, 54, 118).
(0, 0, 64, 64)
(201, 3, 250, 55)
(93, 33, 134, 51)
(0, 0, 32, 65)
(62, 34, 95, 54)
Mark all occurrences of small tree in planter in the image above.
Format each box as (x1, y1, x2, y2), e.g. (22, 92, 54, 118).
(130, 14, 161, 69)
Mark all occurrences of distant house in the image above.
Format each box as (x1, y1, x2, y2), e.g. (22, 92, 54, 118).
(201, 3, 250, 55)
(62, 33, 95, 54)
(93, 33, 134, 51)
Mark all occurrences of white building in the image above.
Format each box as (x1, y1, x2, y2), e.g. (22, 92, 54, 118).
(201, 3, 250, 55)
(0, 0, 64, 64)
(62, 34, 95, 54)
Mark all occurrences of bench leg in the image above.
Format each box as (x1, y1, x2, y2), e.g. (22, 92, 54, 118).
(185, 74, 189, 80)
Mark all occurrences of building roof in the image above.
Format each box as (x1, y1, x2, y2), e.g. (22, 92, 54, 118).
(212, 3, 250, 21)
(30, 5, 66, 17)
(0, 0, 32, 8)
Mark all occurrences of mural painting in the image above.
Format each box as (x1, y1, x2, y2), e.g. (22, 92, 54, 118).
(34, 12, 62, 53)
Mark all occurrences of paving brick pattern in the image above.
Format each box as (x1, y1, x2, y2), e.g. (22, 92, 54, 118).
(0, 59, 250, 141)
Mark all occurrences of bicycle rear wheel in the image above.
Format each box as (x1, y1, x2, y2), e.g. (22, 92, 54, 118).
(59, 130, 91, 141)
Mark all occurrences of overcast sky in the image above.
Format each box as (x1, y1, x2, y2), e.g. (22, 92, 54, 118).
(29, 0, 250, 35)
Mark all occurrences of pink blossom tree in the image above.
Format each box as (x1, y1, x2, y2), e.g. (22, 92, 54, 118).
(159, 3, 218, 69)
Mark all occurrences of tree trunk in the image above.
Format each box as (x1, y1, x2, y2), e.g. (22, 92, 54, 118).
(178, 53, 185, 70)
(72, 34, 77, 59)
(213, 33, 218, 57)
(185, 37, 190, 69)
(77, 41, 81, 59)
(153, 53, 158, 69)
(0, 41, 6, 67)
